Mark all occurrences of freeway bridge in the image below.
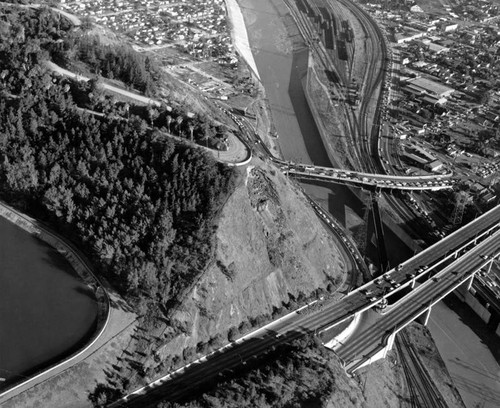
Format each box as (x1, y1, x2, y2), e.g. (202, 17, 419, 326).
(272, 159, 456, 191)
(334, 228, 500, 372)
(109, 204, 500, 407)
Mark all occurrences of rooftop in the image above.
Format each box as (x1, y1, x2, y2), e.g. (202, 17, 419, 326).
(407, 77, 455, 97)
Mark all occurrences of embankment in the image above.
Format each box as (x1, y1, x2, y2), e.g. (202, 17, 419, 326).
(225, 0, 261, 81)
(0, 201, 110, 398)
(155, 159, 348, 360)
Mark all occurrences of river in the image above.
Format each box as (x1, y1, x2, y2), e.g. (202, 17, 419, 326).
(239, 0, 409, 268)
(0, 215, 98, 390)
(239, 0, 500, 407)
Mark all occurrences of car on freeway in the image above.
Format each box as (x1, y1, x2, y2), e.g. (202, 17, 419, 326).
(375, 277, 383, 285)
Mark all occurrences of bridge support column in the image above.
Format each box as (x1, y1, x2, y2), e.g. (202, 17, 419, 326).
(418, 306, 432, 326)
(386, 330, 396, 353)
(466, 274, 474, 291)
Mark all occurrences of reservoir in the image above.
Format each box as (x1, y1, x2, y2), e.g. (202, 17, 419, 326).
(0, 215, 98, 389)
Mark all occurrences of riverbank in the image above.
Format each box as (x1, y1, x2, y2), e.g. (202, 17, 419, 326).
(224, 0, 261, 81)
(236, 1, 499, 407)
(0, 201, 108, 400)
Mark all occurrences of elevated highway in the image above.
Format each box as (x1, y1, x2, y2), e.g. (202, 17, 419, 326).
(108, 204, 500, 407)
(336, 229, 500, 372)
(273, 159, 456, 191)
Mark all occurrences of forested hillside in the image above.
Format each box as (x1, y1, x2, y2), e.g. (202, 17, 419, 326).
(154, 336, 362, 408)
(0, 5, 236, 312)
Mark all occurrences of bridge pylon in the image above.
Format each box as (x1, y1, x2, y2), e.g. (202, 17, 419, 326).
(353, 191, 373, 254)
(451, 191, 471, 227)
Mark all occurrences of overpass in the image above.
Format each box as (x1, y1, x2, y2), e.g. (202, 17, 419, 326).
(334, 229, 500, 372)
(107, 204, 500, 407)
(272, 159, 456, 191)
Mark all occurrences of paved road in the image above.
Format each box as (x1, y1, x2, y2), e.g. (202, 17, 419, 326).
(110, 205, 500, 406)
(337, 229, 500, 369)
(0, 202, 134, 405)
(46, 61, 162, 106)
(45, 62, 251, 165)
(0, 2, 81, 25)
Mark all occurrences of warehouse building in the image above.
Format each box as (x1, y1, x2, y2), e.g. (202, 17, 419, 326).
(404, 77, 455, 98)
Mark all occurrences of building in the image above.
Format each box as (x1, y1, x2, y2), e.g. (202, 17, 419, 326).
(426, 159, 444, 172)
(395, 30, 426, 44)
(404, 77, 455, 99)
(427, 43, 449, 54)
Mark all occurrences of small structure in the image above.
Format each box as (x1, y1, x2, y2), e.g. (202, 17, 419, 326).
(426, 159, 444, 172)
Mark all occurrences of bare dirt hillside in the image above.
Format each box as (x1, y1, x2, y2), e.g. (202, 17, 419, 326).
(159, 158, 349, 356)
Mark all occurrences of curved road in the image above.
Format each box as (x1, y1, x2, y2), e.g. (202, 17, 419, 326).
(45, 61, 251, 166)
(0, 202, 112, 404)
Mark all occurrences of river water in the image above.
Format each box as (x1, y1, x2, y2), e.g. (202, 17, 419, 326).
(0, 216, 97, 389)
(239, 0, 410, 267)
(239, 0, 500, 406)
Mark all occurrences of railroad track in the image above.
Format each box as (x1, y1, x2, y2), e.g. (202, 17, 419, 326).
(283, 0, 365, 170)
(395, 331, 448, 408)
(283, 1, 428, 240)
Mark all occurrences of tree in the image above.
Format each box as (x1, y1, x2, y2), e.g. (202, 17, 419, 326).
(148, 106, 159, 127)
(188, 122, 195, 142)
(176, 116, 184, 137)
(166, 115, 172, 133)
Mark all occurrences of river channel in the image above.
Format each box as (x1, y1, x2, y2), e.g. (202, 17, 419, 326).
(239, 0, 500, 407)
(240, 0, 410, 267)
(0, 215, 98, 390)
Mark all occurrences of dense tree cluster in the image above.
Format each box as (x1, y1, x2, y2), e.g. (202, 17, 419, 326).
(0, 5, 236, 310)
(52, 34, 160, 95)
(157, 336, 338, 408)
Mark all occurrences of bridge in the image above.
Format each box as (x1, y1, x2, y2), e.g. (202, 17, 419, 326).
(333, 228, 500, 372)
(108, 204, 500, 407)
(272, 159, 456, 191)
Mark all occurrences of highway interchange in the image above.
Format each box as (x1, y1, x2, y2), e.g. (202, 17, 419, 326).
(108, 0, 499, 406)
(338, 227, 500, 371)
(110, 202, 500, 406)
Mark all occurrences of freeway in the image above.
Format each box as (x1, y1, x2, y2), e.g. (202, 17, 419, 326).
(347, 203, 500, 306)
(110, 204, 500, 407)
(275, 160, 456, 191)
(337, 228, 500, 370)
